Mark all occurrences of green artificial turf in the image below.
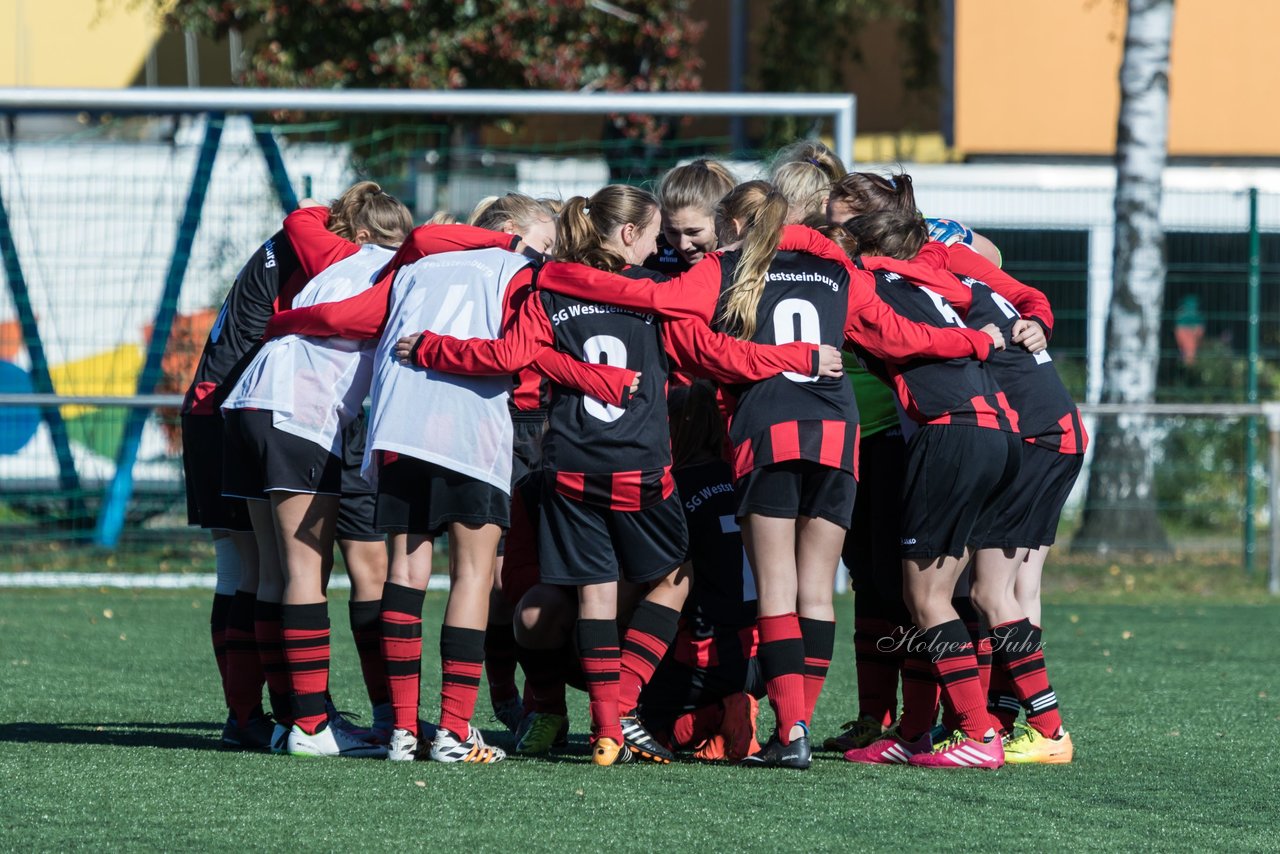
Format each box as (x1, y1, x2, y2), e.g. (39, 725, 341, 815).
(1, 590, 1276, 852)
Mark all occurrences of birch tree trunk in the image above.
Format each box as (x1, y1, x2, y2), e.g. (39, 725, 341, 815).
(1075, 0, 1175, 554)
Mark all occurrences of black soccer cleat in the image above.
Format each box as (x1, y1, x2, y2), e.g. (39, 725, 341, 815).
(219, 712, 277, 752)
(738, 731, 812, 770)
(619, 714, 675, 764)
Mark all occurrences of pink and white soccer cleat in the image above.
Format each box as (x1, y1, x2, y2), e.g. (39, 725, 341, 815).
(909, 729, 1005, 769)
(843, 728, 932, 765)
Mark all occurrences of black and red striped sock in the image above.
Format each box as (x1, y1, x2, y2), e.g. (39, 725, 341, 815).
(439, 625, 486, 738)
(898, 628, 940, 741)
(991, 619, 1062, 737)
(224, 591, 265, 726)
(348, 599, 389, 707)
(210, 593, 233, 707)
(925, 619, 989, 741)
(380, 582, 425, 736)
(254, 600, 290, 725)
(618, 601, 681, 714)
(515, 644, 569, 716)
(945, 598, 995, 734)
(484, 620, 520, 705)
(853, 594, 906, 728)
(281, 602, 330, 735)
(757, 612, 807, 745)
(799, 616, 836, 724)
(670, 702, 725, 750)
(575, 618, 622, 744)
(988, 663, 1021, 732)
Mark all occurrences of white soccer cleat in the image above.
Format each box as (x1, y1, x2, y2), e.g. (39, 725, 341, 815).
(286, 724, 388, 759)
(429, 725, 506, 764)
(387, 728, 420, 762)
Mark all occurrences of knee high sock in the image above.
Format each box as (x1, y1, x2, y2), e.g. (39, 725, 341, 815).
(210, 593, 233, 707)
(281, 602, 330, 735)
(254, 600, 289, 725)
(618, 601, 681, 714)
(576, 619, 622, 744)
(923, 619, 990, 741)
(799, 617, 836, 725)
(380, 582, 425, 736)
(990, 619, 1063, 737)
(224, 590, 265, 725)
(439, 625, 487, 738)
(349, 599, 390, 707)
(484, 620, 520, 705)
(756, 613, 807, 745)
(515, 644, 569, 716)
(852, 593, 907, 728)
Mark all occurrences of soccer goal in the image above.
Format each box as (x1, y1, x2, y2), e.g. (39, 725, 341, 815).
(0, 86, 856, 547)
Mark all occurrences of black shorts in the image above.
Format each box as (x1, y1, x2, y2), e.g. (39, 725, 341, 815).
(971, 443, 1083, 550)
(538, 487, 688, 587)
(842, 428, 906, 599)
(221, 409, 343, 499)
(375, 456, 510, 537)
(181, 411, 251, 531)
(899, 424, 1021, 560)
(340, 410, 375, 496)
(335, 492, 381, 542)
(735, 460, 856, 528)
(510, 413, 546, 489)
(639, 626, 763, 735)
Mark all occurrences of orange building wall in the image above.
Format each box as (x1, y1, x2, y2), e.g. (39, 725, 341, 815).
(954, 0, 1279, 157)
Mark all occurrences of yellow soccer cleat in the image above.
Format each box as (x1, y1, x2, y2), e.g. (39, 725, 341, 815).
(1003, 722, 1074, 765)
(592, 737, 632, 766)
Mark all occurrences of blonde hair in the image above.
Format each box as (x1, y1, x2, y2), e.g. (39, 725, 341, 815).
(771, 160, 834, 225)
(770, 140, 847, 182)
(714, 180, 789, 340)
(843, 210, 927, 260)
(656, 159, 737, 217)
(426, 210, 458, 225)
(828, 172, 917, 220)
(326, 181, 413, 245)
(468, 193, 550, 232)
(556, 185, 658, 272)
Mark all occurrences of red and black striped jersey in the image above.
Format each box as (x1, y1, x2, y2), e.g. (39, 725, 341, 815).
(855, 269, 1020, 434)
(946, 276, 1084, 454)
(540, 266, 676, 511)
(711, 249, 860, 480)
(182, 230, 306, 415)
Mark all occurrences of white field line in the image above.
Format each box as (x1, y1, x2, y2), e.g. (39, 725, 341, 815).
(0, 572, 452, 590)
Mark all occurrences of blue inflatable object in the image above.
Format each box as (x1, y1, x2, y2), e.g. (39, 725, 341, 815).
(0, 361, 40, 455)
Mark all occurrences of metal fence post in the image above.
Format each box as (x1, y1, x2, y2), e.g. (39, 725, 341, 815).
(1244, 188, 1261, 573)
(253, 125, 298, 213)
(92, 114, 224, 547)
(1267, 403, 1280, 596)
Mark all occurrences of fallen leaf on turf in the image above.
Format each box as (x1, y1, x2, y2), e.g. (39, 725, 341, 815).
(1109, 565, 1120, 576)
(575, 789, 584, 797)
(1260, 691, 1269, 699)
(1069, 614, 1080, 623)
(414, 781, 426, 788)
(1169, 730, 1180, 737)
(103, 609, 113, 619)
(1102, 649, 1110, 656)
(118, 634, 127, 641)
(1121, 631, 1132, 640)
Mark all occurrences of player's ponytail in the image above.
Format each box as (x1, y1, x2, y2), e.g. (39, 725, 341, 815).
(828, 171, 917, 220)
(327, 180, 412, 246)
(657, 158, 737, 218)
(468, 192, 549, 233)
(715, 180, 788, 340)
(556, 185, 658, 273)
(843, 210, 928, 260)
